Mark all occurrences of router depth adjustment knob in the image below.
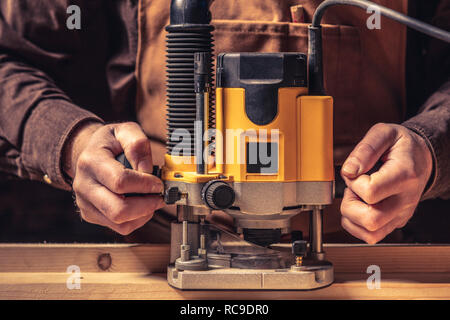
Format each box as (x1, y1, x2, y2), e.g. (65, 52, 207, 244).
(201, 180, 235, 210)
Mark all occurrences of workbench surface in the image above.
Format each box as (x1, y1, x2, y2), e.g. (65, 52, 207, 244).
(0, 244, 449, 299)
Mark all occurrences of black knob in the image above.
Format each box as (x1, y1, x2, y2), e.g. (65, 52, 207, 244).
(292, 240, 308, 257)
(164, 187, 181, 205)
(202, 180, 235, 210)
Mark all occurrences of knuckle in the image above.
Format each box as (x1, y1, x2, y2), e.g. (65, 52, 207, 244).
(372, 122, 388, 131)
(355, 142, 376, 157)
(122, 121, 139, 129)
(109, 201, 128, 224)
(371, 123, 398, 140)
(109, 213, 123, 224)
(340, 201, 347, 214)
(126, 138, 151, 158)
(397, 220, 408, 229)
(111, 170, 130, 194)
(406, 162, 421, 180)
(79, 209, 93, 224)
(115, 121, 139, 135)
(78, 210, 87, 221)
(74, 195, 83, 209)
(397, 165, 420, 188)
(96, 197, 110, 214)
(340, 217, 348, 229)
(404, 168, 419, 185)
(363, 183, 380, 205)
(104, 123, 116, 130)
(76, 153, 91, 172)
(363, 213, 381, 232)
(340, 199, 351, 216)
(96, 195, 118, 219)
(115, 224, 134, 236)
(96, 124, 110, 135)
(72, 178, 82, 193)
(371, 122, 394, 134)
(341, 217, 353, 232)
(364, 235, 379, 245)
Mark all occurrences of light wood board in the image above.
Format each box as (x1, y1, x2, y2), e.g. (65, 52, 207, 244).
(0, 243, 449, 299)
(1, 272, 449, 300)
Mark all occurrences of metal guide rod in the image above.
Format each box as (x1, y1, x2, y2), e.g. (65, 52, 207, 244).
(194, 52, 211, 174)
(310, 207, 323, 254)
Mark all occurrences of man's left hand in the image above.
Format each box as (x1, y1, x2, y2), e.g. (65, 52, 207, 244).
(340, 123, 433, 244)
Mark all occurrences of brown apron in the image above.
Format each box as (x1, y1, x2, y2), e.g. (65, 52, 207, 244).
(135, 0, 408, 238)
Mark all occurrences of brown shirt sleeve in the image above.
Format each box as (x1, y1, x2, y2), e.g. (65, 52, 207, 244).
(402, 0, 450, 200)
(0, 1, 104, 190)
(403, 81, 450, 200)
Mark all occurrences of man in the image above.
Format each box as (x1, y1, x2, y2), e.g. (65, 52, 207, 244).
(0, 0, 448, 243)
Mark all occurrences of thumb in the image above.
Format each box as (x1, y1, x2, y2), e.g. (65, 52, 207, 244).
(341, 123, 398, 179)
(113, 122, 154, 174)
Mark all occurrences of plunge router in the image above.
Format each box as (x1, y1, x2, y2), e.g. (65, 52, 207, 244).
(116, 0, 450, 290)
(160, 0, 334, 290)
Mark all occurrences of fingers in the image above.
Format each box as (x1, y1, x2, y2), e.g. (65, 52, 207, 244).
(80, 184, 165, 224)
(340, 188, 414, 232)
(114, 122, 154, 173)
(343, 159, 417, 205)
(71, 122, 166, 236)
(98, 160, 162, 195)
(338, 123, 430, 244)
(77, 151, 163, 195)
(341, 216, 404, 245)
(341, 123, 398, 179)
(76, 196, 155, 235)
(73, 173, 164, 233)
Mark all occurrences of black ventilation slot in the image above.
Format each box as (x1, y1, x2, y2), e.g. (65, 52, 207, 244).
(166, 25, 214, 156)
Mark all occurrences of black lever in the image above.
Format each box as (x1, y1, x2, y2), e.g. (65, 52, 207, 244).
(114, 153, 162, 197)
(115, 153, 161, 177)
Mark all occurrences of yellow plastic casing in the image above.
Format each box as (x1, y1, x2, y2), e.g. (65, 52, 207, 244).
(163, 87, 334, 183)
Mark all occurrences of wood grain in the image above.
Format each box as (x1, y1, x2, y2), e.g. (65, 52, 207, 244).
(0, 272, 449, 300)
(0, 244, 449, 299)
(1, 243, 449, 273)
(0, 243, 170, 273)
(325, 244, 450, 273)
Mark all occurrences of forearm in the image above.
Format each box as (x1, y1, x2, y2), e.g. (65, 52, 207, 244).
(402, 80, 450, 200)
(402, 0, 450, 200)
(0, 55, 104, 190)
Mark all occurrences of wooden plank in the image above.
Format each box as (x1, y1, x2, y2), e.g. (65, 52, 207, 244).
(326, 244, 450, 274)
(0, 272, 449, 300)
(0, 244, 170, 273)
(0, 244, 449, 274)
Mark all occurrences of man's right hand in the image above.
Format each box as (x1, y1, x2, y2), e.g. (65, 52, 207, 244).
(63, 122, 165, 235)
